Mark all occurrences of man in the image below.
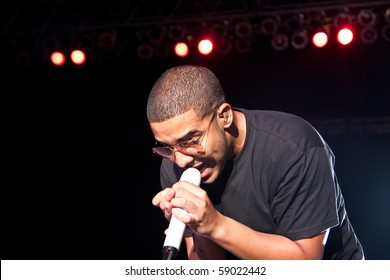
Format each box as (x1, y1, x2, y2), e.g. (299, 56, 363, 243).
(146, 64, 364, 259)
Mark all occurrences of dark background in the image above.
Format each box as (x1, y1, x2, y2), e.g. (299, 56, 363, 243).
(2, 0, 389, 260)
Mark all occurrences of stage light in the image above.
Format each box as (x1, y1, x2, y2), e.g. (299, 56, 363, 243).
(358, 9, 376, 27)
(168, 25, 186, 41)
(386, 8, 390, 23)
(215, 38, 232, 54)
(337, 28, 354, 45)
(198, 39, 213, 55)
(130, 6, 388, 58)
(334, 12, 351, 27)
(360, 28, 378, 44)
(137, 44, 153, 60)
(308, 11, 326, 31)
(235, 37, 252, 53)
(98, 31, 117, 48)
(174, 42, 189, 58)
(312, 31, 328, 48)
(146, 25, 166, 44)
(260, 17, 279, 35)
(70, 50, 86, 65)
(41, 33, 66, 64)
(381, 24, 390, 42)
(212, 21, 232, 54)
(286, 14, 304, 32)
(308, 11, 328, 48)
(235, 21, 252, 38)
(271, 33, 288, 51)
(291, 30, 308, 50)
(212, 22, 229, 38)
(50, 51, 66, 66)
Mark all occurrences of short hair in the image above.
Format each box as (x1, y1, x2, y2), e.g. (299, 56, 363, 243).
(146, 65, 226, 122)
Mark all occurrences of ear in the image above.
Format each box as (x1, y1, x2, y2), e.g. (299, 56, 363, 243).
(218, 103, 232, 126)
(222, 112, 229, 122)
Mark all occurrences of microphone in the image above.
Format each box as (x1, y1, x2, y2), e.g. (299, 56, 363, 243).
(162, 167, 201, 260)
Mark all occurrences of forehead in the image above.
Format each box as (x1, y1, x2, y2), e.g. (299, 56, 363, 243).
(150, 109, 203, 144)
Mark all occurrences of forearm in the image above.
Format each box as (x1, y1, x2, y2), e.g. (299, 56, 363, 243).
(205, 212, 325, 260)
(185, 234, 227, 260)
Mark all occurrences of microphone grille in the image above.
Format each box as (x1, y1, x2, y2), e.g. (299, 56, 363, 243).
(180, 168, 201, 186)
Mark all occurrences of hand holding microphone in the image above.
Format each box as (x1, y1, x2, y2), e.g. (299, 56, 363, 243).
(162, 167, 201, 260)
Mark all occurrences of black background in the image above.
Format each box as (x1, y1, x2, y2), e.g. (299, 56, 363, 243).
(2, 0, 390, 260)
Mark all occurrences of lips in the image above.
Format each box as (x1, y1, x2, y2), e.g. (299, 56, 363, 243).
(193, 163, 204, 172)
(192, 163, 208, 178)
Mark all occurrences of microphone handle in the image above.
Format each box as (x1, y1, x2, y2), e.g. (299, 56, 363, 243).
(162, 212, 186, 260)
(161, 168, 201, 260)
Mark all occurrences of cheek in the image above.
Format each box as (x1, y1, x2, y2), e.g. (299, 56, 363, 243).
(207, 131, 228, 163)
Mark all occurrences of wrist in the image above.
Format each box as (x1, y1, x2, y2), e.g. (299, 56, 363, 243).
(209, 211, 226, 241)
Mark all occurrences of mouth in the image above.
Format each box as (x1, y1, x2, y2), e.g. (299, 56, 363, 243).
(193, 163, 205, 172)
(192, 163, 208, 178)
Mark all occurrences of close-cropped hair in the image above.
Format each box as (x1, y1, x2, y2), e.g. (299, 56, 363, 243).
(146, 65, 226, 123)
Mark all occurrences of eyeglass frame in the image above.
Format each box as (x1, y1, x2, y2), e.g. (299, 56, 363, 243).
(152, 107, 219, 160)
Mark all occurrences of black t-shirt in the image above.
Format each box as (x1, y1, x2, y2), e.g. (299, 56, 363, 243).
(159, 109, 364, 259)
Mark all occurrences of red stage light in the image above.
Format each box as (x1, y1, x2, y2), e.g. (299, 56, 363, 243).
(337, 28, 354, 45)
(70, 50, 86, 65)
(197, 39, 213, 55)
(312, 31, 328, 48)
(50, 51, 66, 66)
(174, 42, 189, 57)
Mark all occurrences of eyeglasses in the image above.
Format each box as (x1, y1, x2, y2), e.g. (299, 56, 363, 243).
(152, 110, 217, 160)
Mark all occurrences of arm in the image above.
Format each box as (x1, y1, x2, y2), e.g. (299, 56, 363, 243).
(155, 180, 329, 260)
(184, 211, 328, 260)
(185, 234, 227, 260)
(201, 212, 329, 259)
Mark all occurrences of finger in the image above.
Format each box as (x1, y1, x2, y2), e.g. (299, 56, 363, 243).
(172, 184, 208, 210)
(173, 181, 206, 198)
(163, 188, 175, 201)
(152, 188, 174, 207)
(152, 190, 164, 206)
(172, 207, 192, 224)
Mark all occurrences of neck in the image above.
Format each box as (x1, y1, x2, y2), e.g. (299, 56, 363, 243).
(228, 110, 246, 157)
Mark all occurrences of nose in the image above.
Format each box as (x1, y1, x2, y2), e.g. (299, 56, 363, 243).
(173, 151, 195, 168)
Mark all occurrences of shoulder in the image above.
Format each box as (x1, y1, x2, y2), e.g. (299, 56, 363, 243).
(237, 108, 326, 153)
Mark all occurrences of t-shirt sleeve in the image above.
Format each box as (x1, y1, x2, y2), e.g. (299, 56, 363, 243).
(270, 144, 339, 240)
